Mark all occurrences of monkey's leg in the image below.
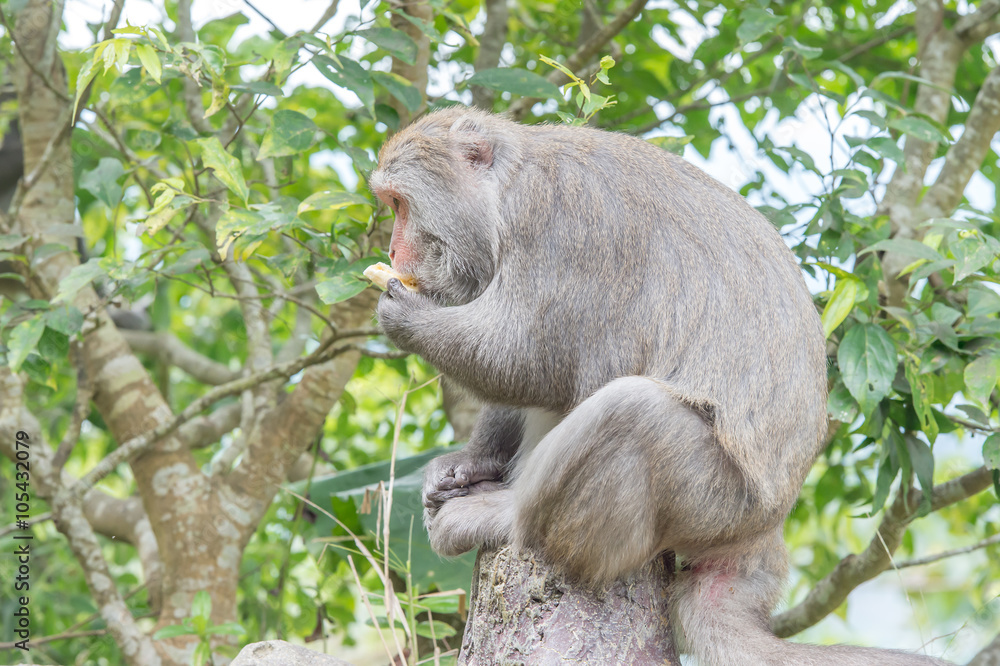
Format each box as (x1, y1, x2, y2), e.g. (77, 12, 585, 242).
(510, 375, 757, 584)
(426, 484, 517, 557)
(423, 405, 524, 513)
(426, 377, 753, 574)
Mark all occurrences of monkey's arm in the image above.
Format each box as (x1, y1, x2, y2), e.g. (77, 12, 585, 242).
(378, 279, 563, 407)
(423, 404, 524, 513)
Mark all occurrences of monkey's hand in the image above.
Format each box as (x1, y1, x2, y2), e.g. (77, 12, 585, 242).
(422, 450, 506, 515)
(376, 278, 437, 353)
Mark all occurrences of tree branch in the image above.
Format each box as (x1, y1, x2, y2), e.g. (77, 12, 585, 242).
(196, 211, 273, 374)
(920, 64, 1000, 218)
(309, 0, 341, 33)
(895, 532, 1000, 568)
(53, 349, 92, 469)
(176, 402, 242, 449)
(121, 329, 240, 385)
(70, 334, 363, 495)
(389, 0, 432, 126)
(957, 0, 1000, 43)
(175, 0, 213, 135)
(877, 0, 965, 304)
(508, 0, 648, 121)
(0, 368, 159, 664)
(471, 0, 510, 110)
(772, 466, 993, 637)
(968, 632, 1000, 666)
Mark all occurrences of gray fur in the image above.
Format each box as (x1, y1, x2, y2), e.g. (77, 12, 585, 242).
(370, 108, 949, 665)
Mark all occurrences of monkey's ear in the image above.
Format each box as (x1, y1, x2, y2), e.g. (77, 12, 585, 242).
(462, 139, 494, 170)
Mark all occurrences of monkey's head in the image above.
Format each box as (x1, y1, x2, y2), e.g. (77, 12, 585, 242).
(368, 108, 521, 305)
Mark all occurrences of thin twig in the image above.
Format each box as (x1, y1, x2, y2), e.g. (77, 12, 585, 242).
(896, 533, 1000, 568)
(70, 334, 367, 495)
(53, 348, 92, 470)
(0, 511, 51, 538)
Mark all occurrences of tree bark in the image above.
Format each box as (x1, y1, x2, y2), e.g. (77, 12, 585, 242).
(459, 546, 679, 665)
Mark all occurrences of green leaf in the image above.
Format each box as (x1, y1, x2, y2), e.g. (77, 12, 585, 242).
(302, 445, 477, 593)
(7, 317, 45, 372)
(415, 620, 457, 639)
(646, 135, 694, 156)
(197, 137, 249, 205)
(298, 190, 371, 214)
(963, 355, 999, 409)
(206, 622, 245, 636)
(37, 327, 70, 362)
(821, 278, 858, 338)
(52, 258, 106, 305)
(356, 27, 418, 65)
(467, 68, 561, 99)
(905, 360, 938, 444)
(152, 625, 198, 639)
(952, 233, 1000, 282)
(316, 274, 368, 304)
(852, 110, 887, 130)
(862, 238, 943, 262)
(871, 446, 899, 514)
(956, 404, 990, 426)
(74, 57, 100, 118)
(44, 306, 83, 336)
(230, 81, 284, 96)
(837, 324, 897, 415)
(984, 434, 1000, 470)
(905, 435, 934, 516)
(345, 146, 376, 172)
(737, 8, 785, 43)
(827, 382, 858, 423)
(215, 208, 266, 260)
(783, 37, 822, 59)
(80, 157, 125, 209)
(0, 234, 26, 251)
(135, 43, 161, 83)
(312, 54, 375, 114)
(417, 595, 462, 613)
(814, 465, 843, 512)
(258, 110, 318, 160)
(192, 590, 212, 619)
(968, 286, 1000, 317)
(193, 642, 211, 666)
(372, 71, 423, 113)
(888, 116, 951, 144)
(866, 137, 904, 164)
(872, 71, 955, 95)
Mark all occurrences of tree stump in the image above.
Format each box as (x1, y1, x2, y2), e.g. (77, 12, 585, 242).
(458, 546, 679, 665)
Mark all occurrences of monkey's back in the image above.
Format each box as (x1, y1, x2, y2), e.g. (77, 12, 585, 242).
(499, 120, 828, 509)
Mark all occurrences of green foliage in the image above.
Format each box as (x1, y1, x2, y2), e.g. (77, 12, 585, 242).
(3, 0, 999, 663)
(153, 591, 245, 666)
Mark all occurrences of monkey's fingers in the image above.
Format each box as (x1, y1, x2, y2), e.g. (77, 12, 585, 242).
(386, 277, 411, 297)
(424, 487, 469, 508)
(453, 465, 503, 487)
(434, 474, 461, 491)
(364, 263, 418, 292)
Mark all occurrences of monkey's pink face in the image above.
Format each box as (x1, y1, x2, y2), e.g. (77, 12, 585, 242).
(374, 187, 417, 273)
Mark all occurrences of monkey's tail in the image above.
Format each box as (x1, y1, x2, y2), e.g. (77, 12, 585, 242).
(672, 530, 951, 666)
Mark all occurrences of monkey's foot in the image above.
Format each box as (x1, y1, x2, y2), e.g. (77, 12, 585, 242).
(422, 451, 506, 513)
(426, 489, 515, 557)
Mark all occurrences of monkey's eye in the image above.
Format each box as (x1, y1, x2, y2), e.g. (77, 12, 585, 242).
(392, 197, 401, 210)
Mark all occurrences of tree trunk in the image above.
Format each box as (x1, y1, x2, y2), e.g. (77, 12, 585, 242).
(459, 546, 680, 665)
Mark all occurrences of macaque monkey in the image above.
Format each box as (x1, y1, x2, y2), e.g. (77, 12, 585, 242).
(368, 108, 949, 665)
